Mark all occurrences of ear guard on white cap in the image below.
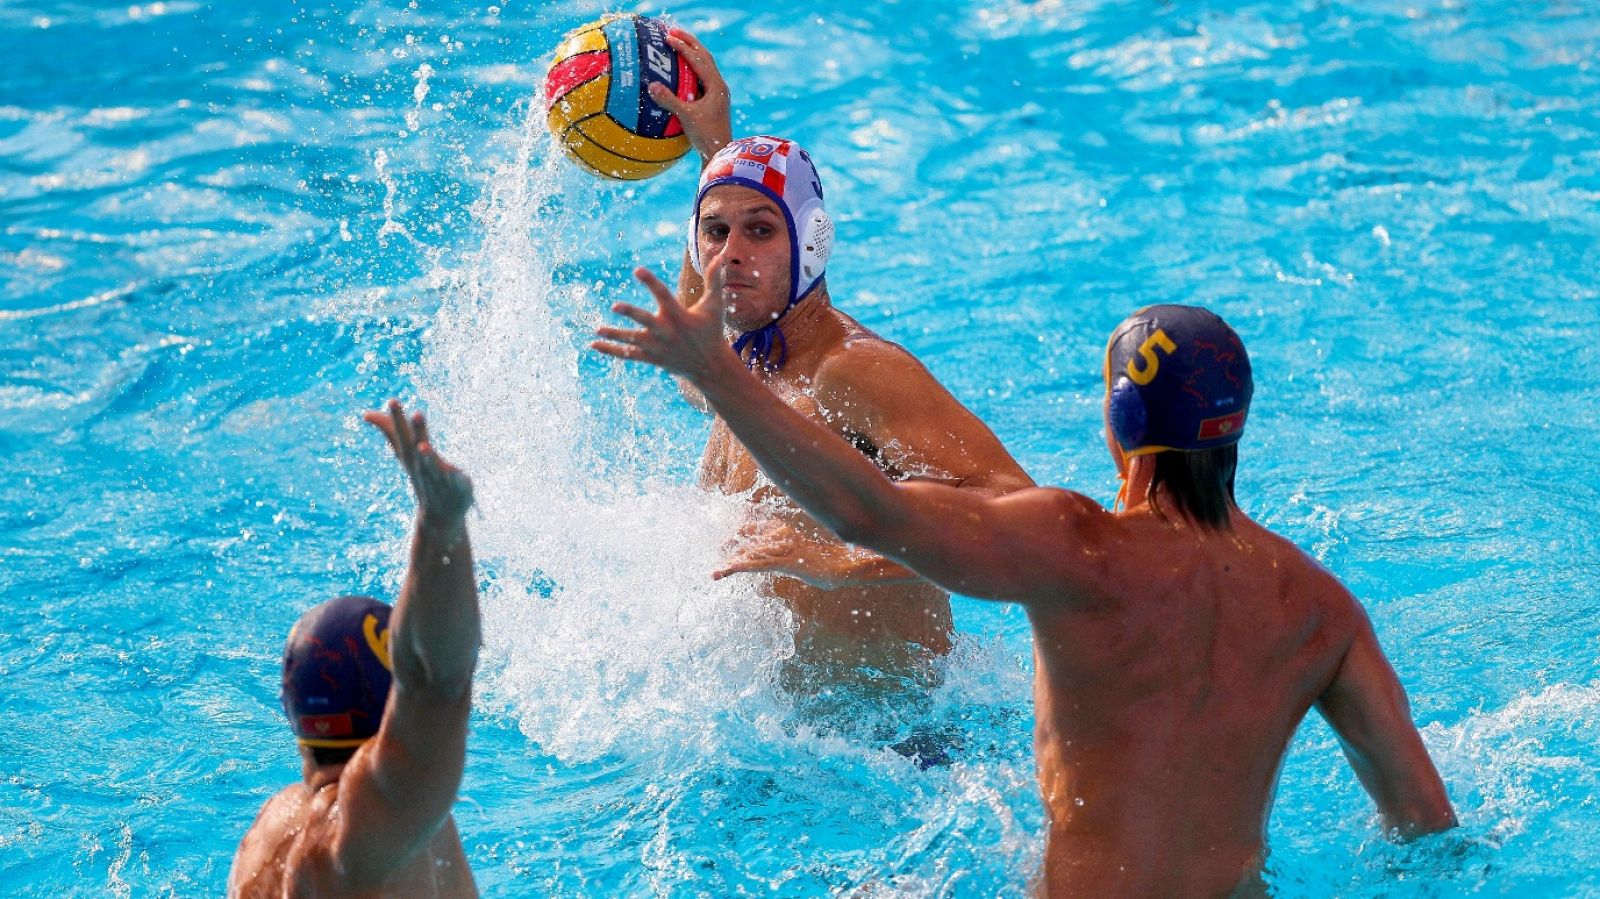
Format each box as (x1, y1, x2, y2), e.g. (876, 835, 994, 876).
(794, 200, 833, 291)
(688, 215, 702, 275)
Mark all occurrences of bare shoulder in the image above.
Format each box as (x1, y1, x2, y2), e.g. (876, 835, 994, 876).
(1006, 487, 1115, 560)
(993, 487, 1118, 606)
(229, 784, 309, 897)
(1249, 519, 1367, 634)
(813, 330, 930, 392)
(810, 331, 964, 429)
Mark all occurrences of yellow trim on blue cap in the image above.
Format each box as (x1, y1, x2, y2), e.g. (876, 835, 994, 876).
(296, 735, 373, 749)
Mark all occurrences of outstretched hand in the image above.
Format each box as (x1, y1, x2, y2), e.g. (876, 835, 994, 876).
(362, 400, 474, 534)
(646, 28, 731, 162)
(713, 516, 853, 588)
(592, 268, 739, 382)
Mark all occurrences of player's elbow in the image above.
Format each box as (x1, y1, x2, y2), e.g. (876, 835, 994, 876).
(828, 505, 883, 548)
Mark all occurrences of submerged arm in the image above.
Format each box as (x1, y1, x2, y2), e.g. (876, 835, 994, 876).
(1316, 602, 1457, 838)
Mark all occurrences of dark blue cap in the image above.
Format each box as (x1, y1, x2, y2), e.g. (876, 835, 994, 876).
(280, 595, 394, 749)
(1105, 305, 1252, 456)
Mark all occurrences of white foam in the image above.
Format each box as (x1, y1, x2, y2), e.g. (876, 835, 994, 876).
(418, 107, 793, 763)
(1422, 681, 1600, 845)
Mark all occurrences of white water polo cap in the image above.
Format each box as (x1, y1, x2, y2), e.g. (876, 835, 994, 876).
(690, 136, 833, 306)
(690, 137, 832, 370)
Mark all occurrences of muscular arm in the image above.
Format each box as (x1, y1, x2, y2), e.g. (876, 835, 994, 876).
(698, 350, 1094, 603)
(334, 404, 481, 888)
(761, 339, 1034, 588)
(1315, 603, 1457, 838)
(596, 270, 1101, 604)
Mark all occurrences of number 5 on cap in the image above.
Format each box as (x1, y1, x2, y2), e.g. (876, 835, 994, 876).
(1126, 330, 1176, 386)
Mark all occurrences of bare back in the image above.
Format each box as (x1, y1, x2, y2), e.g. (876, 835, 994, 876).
(229, 777, 475, 899)
(594, 273, 1457, 895)
(1028, 509, 1357, 895)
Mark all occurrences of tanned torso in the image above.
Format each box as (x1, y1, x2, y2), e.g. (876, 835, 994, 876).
(700, 307, 955, 660)
(1030, 504, 1360, 896)
(230, 777, 475, 899)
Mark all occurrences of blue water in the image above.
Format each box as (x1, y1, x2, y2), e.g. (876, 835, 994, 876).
(4, 0, 1599, 895)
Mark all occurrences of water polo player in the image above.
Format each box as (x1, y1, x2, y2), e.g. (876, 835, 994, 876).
(229, 400, 481, 898)
(595, 297, 1458, 893)
(637, 30, 1034, 686)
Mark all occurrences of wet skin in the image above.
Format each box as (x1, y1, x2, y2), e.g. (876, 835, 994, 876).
(1024, 498, 1448, 895)
(229, 762, 476, 899)
(230, 402, 481, 898)
(683, 186, 1033, 669)
(592, 280, 1458, 896)
(643, 32, 1031, 671)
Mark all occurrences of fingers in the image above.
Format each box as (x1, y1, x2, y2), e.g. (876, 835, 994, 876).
(712, 557, 772, 581)
(388, 400, 417, 464)
(647, 81, 686, 116)
(702, 278, 734, 323)
(362, 409, 400, 453)
(666, 29, 725, 89)
(413, 415, 443, 482)
(596, 324, 647, 345)
(609, 301, 656, 327)
(591, 339, 646, 362)
(412, 412, 432, 451)
(633, 267, 680, 312)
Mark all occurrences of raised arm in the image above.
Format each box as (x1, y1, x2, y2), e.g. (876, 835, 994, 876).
(1315, 602, 1457, 838)
(334, 401, 481, 887)
(595, 269, 1101, 604)
(648, 27, 731, 313)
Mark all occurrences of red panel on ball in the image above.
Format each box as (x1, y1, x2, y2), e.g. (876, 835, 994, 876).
(545, 50, 609, 107)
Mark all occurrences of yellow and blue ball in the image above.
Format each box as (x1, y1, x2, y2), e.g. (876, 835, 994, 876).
(544, 15, 701, 181)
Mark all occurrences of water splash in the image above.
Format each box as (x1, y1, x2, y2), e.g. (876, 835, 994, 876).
(1425, 681, 1600, 847)
(373, 148, 412, 246)
(417, 105, 794, 764)
(406, 62, 434, 133)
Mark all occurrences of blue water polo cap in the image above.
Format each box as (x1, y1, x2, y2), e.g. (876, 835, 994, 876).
(1104, 305, 1252, 457)
(280, 594, 394, 749)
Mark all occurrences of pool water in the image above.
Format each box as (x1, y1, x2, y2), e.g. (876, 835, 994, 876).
(4, 0, 1599, 895)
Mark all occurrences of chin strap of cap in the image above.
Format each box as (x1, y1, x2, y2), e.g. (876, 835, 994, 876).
(731, 300, 799, 371)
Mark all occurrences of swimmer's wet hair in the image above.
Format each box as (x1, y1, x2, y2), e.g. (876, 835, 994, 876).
(1148, 444, 1238, 531)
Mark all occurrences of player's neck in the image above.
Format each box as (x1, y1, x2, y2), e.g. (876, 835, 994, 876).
(1117, 455, 1179, 518)
(301, 755, 348, 789)
(762, 286, 837, 380)
(1115, 455, 1149, 511)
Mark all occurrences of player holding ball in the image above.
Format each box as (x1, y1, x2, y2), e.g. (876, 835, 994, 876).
(596, 27, 1035, 706)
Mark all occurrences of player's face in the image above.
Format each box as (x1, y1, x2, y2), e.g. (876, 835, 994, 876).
(696, 186, 793, 331)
